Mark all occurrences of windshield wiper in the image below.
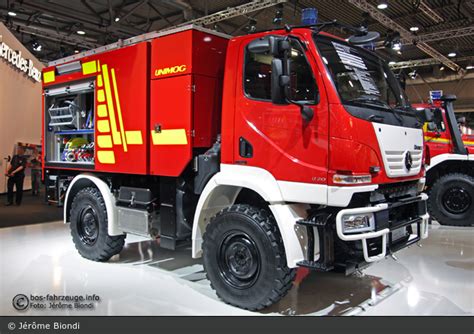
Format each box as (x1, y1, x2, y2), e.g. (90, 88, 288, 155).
(347, 97, 405, 124)
(347, 96, 391, 108)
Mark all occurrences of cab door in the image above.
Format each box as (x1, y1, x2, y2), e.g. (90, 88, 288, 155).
(232, 35, 329, 185)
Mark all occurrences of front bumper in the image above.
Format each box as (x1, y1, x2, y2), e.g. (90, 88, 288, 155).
(335, 193, 429, 263)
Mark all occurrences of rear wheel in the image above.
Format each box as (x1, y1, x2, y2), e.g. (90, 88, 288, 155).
(202, 204, 296, 310)
(428, 173, 474, 226)
(70, 187, 125, 261)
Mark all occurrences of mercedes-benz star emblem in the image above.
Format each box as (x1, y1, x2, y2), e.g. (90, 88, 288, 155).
(404, 151, 413, 171)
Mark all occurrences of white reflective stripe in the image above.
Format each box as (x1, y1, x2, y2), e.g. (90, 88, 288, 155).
(219, 164, 284, 203)
(277, 181, 327, 205)
(327, 184, 378, 207)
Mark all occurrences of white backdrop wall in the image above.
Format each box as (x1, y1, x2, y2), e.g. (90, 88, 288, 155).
(0, 22, 44, 193)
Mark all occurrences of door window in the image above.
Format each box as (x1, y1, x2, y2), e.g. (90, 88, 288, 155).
(244, 38, 318, 103)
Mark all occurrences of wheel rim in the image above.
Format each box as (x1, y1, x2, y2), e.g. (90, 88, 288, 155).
(218, 231, 260, 289)
(77, 205, 99, 246)
(442, 186, 472, 215)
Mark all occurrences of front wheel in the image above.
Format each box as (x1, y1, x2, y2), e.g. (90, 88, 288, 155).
(70, 187, 125, 261)
(202, 204, 296, 310)
(428, 173, 474, 226)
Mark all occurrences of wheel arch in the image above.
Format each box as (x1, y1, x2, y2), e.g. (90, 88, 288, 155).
(426, 158, 474, 188)
(191, 166, 309, 268)
(64, 174, 123, 236)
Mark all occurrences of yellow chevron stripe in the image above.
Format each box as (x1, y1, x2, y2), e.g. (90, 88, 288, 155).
(43, 70, 55, 83)
(97, 135, 113, 148)
(111, 68, 127, 152)
(97, 74, 103, 87)
(125, 131, 143, 145)
(97, 104, 107, 117)
(97, 151, 115, 164)
(151, 129, 188, 145)
(82, 61, 97, 75)
(97, 120, 110, 133)
(101, 64, 122, 145)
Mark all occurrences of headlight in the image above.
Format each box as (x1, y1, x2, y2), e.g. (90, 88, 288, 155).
(333, 174, 372, 185)
(342, 213, 375, 233)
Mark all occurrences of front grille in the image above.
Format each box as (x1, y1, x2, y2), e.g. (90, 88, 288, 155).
(384, 149, 422, 177)
(370, 180, 418, 202)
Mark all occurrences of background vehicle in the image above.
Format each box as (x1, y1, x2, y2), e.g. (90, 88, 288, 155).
(415, 97, 474, 226)
(42, 22, 428, 310)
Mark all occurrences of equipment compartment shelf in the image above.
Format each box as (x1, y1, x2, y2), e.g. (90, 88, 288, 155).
(54, 129, 95, 135)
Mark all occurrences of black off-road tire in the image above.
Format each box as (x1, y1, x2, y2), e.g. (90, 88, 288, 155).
(70, 187, 125, 261)
(428, 173, 474, 226)
(202, 204, 296, 311)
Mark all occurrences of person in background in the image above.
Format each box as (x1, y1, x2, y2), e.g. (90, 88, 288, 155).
(5, 147, 27, 206)
(30, 152, 42, 196)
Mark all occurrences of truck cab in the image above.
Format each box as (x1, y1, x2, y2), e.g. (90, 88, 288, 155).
(42, 24, 429, 311)
(414, 98, 473, 226)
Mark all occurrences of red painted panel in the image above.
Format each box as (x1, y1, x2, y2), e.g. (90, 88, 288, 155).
(228, 32, 330, 185)
(193, 75, 220, 147)
(151, 31, 193, 80)
(150, 75, 193, 176)
(93, 43, 149, 175)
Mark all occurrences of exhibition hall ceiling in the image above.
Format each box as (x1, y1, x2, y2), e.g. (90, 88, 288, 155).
(0, 0, 472, 70)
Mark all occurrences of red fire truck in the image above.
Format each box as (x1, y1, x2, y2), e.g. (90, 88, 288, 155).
(414, 98, 473, 226)
(42, 23, 429, 310)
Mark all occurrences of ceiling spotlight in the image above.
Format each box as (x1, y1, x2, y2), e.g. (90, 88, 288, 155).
(410, 26, 419, 32)
(114, 17, 120, 22)
(74, 50, 80, 54)
(392, 42, 401, 51)
(388, 61, 396, 65)
(377, 1, 388, 9)
(32, 41, 42, 52)
(448, 52, 456, 57)
(245, 18, 258, 33)
(440, 66, 445, 71)
(408, 70, 417, 80)
(7, 11, 17, 16)
(466, 65, 474, 70)
(273, 3, 284, 25)
(77, 30, 86, 35)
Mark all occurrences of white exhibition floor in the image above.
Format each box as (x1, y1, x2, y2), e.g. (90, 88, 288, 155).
(0, 221, 472, 316)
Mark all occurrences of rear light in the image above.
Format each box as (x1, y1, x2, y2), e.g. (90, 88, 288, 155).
(333, 174, 372, 185)
(341, 213, 375, 233)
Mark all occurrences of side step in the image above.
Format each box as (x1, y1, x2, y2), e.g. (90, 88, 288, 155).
(296, 213, 335, 272)
(297, 260, 334, 271)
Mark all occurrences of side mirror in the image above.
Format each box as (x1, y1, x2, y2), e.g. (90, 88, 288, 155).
(247, 35, 290, 57)
(427, 122, 437, 131)
(423, 108, 434, 122)
(271, 58, 289, 105)
(457, 117, 466, 125)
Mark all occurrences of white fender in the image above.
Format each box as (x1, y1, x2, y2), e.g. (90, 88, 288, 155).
(64, 173, 123, 236)
(191, 164, 310, 268)
(427, 153, 471, 171)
